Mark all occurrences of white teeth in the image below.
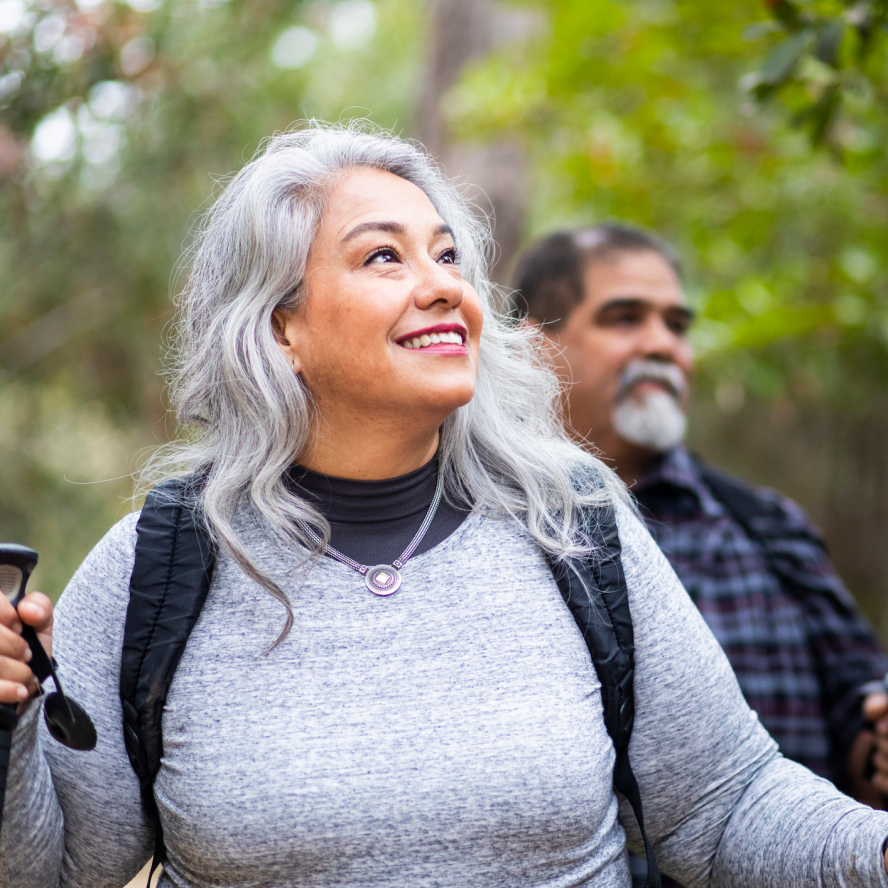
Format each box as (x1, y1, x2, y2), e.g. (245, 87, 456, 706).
(402, 331, 465, 349)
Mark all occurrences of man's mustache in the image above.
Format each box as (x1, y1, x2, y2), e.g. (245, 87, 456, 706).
(616, 359, 687, 401)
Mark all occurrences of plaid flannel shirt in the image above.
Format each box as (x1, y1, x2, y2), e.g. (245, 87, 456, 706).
(633, 445, 888, 786)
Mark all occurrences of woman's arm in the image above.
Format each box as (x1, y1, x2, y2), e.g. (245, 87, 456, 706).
(613, 504, 888, 888)
(0, 514, 155, 888)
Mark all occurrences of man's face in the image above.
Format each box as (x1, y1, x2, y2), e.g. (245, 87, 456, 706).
(542, 249, 695, 465)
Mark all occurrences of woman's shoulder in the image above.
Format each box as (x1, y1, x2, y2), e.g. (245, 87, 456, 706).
(612, 498, 654, 553)
(610, 498, 693, 617)
(56, 511, 141, 614)
(83, 511, 141, 576)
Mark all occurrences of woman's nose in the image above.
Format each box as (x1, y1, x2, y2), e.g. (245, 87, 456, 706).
(413, 256, 464, 309)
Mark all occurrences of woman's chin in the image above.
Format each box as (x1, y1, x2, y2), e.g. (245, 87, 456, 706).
(411, 384, 476, 423)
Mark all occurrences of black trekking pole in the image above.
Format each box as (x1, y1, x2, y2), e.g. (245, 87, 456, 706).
(0, 544, 96, 828)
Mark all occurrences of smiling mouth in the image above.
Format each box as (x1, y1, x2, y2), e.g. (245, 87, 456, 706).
(400, 330, 466, 350)
(621, 378, 681, 402)
(631, 378, 677, 394)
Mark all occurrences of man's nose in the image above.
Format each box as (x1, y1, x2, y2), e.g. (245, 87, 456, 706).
(638, 316, 680, 360)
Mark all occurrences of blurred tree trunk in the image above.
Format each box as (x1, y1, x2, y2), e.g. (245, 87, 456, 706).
(414, 0, 527, 288)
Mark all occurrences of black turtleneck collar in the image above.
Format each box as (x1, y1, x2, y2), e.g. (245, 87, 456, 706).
(286, 456, 471, 568)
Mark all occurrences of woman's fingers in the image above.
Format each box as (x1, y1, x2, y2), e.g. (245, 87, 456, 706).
(0, 622, 30, 662)
(0, 656, 34, 687)
(17, 591, 53, 660)
(17, 592, 53, 632)
(0, 678, 32, 703)
(0, 635, 35, 703)
(0, 594, 22, 633)
(0, 592, 54, 704)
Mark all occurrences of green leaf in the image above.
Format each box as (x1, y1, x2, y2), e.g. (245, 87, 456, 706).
(767, 0, 804, 31)
(743, 21, 782, 40)
(759, 30, 811, 84)
(809, 83, 842, 145)
(815, 21, 845, 67)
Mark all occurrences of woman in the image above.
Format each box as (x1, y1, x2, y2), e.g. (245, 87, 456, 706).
(1, 123, 887, 888)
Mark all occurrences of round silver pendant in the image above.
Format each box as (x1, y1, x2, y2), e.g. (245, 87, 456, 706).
(365, 564, 401, 596)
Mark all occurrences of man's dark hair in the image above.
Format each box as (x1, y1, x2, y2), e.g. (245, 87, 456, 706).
(513, 223, 683, 329)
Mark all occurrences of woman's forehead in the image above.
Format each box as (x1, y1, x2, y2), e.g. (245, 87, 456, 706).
(320, 168, 446, 243)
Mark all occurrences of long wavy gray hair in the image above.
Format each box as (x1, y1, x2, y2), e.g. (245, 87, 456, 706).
(142, 121, 626, 643)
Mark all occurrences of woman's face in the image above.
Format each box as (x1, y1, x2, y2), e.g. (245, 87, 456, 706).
(273, 168, 483, 435)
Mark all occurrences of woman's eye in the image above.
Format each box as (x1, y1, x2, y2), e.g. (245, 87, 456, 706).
(438, 247, 460, 265)
(366, 247, 399, 265)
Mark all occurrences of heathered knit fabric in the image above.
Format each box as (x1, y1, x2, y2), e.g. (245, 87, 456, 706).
(2, 503, 888, 888)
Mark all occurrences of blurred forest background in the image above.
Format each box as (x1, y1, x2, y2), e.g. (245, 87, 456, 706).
(2, 0, 888, 637)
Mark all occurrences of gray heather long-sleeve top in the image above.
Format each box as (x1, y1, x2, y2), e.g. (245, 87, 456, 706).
(2, 500, 888, 887)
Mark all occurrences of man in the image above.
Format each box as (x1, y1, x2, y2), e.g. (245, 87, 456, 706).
(514, 224, 888, 819)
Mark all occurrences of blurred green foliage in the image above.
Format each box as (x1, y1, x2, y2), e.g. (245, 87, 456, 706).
(449, 0, 888, 411)
(748, 0, 888, 149)
(0, 0, 422, 595)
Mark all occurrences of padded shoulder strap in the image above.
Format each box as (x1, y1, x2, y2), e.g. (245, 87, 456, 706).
(121, 477, 217, 844)
(548, 505, 660, 888)
(549, 508, 634, 750)
(696, 459, 825, 553)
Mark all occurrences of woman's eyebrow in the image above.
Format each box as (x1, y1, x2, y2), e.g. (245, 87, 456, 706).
(340, 221, 455, 244)
(341, 221, 405, 243)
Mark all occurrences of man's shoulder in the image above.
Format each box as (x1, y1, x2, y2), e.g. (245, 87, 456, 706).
(687, 454, 825, 549)
(636, 446, 820, 540)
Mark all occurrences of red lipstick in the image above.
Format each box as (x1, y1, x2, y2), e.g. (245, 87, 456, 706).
(397, 323, 468, 354)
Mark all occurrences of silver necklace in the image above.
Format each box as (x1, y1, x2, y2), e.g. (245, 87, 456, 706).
(297, 465, 444, 596)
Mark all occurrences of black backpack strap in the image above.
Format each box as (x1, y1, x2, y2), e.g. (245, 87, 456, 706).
(696, 460, 826, 555)
(121, 477, 217, 874)
(548, 505, 661, 888)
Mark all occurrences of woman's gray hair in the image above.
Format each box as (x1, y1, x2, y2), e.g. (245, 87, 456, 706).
(142, 121, 627, 645)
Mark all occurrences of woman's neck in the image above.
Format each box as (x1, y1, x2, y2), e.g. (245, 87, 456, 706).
(297, 425, 440, 481)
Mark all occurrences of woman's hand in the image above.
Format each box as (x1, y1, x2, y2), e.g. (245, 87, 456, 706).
(0, 592, 53, 706)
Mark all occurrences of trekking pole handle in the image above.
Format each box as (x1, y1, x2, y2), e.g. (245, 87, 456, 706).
(0, 544, 96, 749)
(0, 544, 40, 829)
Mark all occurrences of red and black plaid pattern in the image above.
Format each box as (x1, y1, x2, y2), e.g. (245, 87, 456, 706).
(629, 446, 888, 888)
(635, 445, 888, 785)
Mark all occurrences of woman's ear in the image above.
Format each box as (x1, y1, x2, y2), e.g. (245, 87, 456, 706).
(271, 308, 290, 345)
(271, 308, 302, 372)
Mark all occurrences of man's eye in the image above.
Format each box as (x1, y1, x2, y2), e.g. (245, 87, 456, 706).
(365, 247, 399, 265)
(666, 312, 694, 336)
(608, 311, 641, 326)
